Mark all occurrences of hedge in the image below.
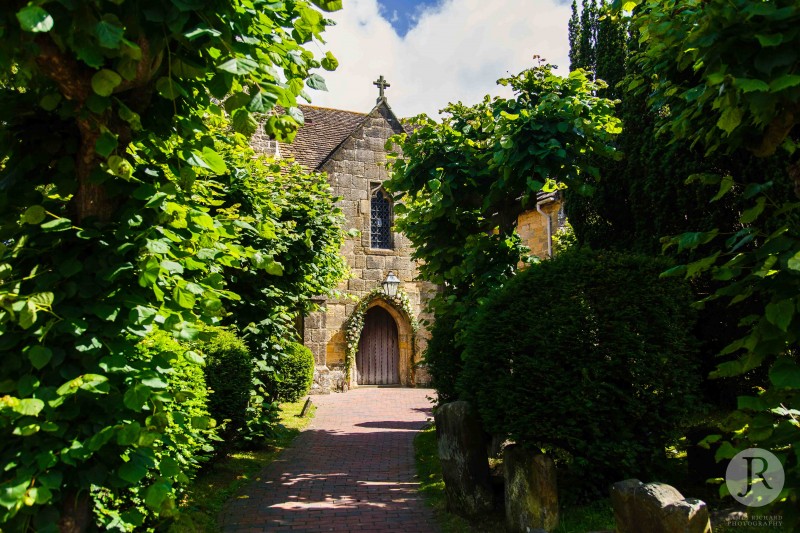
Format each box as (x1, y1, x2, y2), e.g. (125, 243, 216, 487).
(459, 249, 702, 498)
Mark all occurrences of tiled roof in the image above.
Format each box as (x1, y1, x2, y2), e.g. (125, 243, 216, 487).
(278, 105, 368, 170)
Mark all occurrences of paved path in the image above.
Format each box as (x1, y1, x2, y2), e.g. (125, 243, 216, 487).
(220, 387, 439, 532)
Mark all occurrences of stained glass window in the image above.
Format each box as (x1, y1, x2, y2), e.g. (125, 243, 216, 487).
(371, 185, 393, 249)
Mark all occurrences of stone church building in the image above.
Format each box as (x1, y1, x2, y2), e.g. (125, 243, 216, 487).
(253, 79, 562, 393)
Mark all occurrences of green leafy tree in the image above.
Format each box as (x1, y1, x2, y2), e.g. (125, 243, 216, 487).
(0, 1, 341, 531)
(564, 2, 787, 415)
(618, 0, 800, 520)
(386, 63, 621, 402)
(215, 142, 347, 370)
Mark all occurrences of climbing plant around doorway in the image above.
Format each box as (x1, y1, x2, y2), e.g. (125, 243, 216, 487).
(344, 287, 417, 381)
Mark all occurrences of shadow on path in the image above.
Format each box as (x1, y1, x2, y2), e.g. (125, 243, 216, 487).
(220, 388, 437, 533)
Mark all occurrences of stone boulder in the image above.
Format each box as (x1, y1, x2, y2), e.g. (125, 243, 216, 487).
(434, 401, 494, 516)
(310, 366, 331, 394)
(610, 479, 712, 533)
(504, 445, 559, 532)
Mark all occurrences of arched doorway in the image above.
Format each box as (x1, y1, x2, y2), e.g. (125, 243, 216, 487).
(356, 306, 400, 385)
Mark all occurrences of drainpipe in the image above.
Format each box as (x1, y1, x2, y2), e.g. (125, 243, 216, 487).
(536, 200, 553, 258)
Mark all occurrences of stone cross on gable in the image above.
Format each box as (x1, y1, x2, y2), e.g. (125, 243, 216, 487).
(374, 75, 390, 101)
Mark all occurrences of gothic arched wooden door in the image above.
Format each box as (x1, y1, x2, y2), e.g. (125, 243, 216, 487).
(356, 306, 400, 385)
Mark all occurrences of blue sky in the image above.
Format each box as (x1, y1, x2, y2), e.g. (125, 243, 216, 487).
(376, 0, 439, 36)
(311, 0, 572, 117)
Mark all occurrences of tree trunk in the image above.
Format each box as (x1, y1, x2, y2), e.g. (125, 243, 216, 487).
(75, 119, 115, 223)
(58, 491, 90, 533)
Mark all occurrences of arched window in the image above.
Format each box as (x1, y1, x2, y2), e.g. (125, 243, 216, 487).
(370, 184, 393, 249)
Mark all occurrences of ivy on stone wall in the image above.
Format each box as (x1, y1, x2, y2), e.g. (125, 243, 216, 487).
(343, 288, 417, 380)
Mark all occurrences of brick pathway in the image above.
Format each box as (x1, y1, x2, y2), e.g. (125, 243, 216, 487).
(220, 387, 439, 532)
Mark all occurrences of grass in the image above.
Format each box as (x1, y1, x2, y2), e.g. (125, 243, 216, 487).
(168, 398, 316, 532)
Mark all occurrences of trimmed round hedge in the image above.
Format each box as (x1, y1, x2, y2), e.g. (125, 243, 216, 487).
(266, 342, 315, 402)
(459, 249, 701, 497)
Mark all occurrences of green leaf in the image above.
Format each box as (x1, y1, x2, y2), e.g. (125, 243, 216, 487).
(119, 460, 148, 484)
(739, 197, 766, 224)
(159, 457, 181, 478)
(247, 91, 268, 113)
(39, 93, 62, 111)
(715, 441, 739, 462)
(95, 131, 119, 158)
(306, 73, 328, 91)
(184, 351, 204, 365)
(91, 70, 122, 97)
(265, 260, 284, 276)
(710, 175, 734, 201)
(769, 358, 800, 389)
(14, 398, 45, 416)
(217, 57, 258, 75)
(117, 422, 141, 445)
(733, 78, 770, 93)
(765, 299, 794, 332)
(29, 346, 53, 370)
(311, 0, 343, 11)
(0, 480, 30, 510)
(41, 218, 71, 232)
(697, 434, 722, 449)
(191, 416, 210, 429)
(173, 286, 196, 309)
(288, 107, 305, 126)
(231, 108, 258, 137)
(22, 205, 46, 225)
(86, 425, 114, 451)
(716, 106, 743, 135)
(161, 260, 184, 274)
(144, 480, 172, 510)
(123, 384, 151, 411)
(145, 239, 170, 254)
(183, 25, 222, 40)
(19, 301, 37, 329)
(321, 51, 339, 71)
(223, 91, 251, 112)
(755, 33, 783, 47)
(141, 375, 168, 389)
(264, 115, 299, 143)
(200, 147, 227, 175)
(29, 292, 53, 307)
(769, 74, 800, 92)
(737, 396, 768, 411)
(107, 155, 133, 180)
(17, 6, 54, 33)
(95, 20, 124, 49)
(787, 251, 800, 271)
(79, 374, 109, 394)
(156, 77, 185, 100)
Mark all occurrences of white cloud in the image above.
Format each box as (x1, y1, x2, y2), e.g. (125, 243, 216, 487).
(308, 0, 572, 118)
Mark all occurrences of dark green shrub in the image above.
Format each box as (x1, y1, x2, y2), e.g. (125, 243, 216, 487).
(199, 327, 252, 440)
(265, 342, 315, 402)
(459, 249, 701, 499)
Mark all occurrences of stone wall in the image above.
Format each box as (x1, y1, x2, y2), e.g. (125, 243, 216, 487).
(517, 198, 562, 260)
(304, 103, 437, 390)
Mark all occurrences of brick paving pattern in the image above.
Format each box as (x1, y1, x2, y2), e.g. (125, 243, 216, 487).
(220, 387, 438, 532)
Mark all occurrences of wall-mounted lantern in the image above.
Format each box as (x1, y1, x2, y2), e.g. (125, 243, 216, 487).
(382, 271, 400, 298)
